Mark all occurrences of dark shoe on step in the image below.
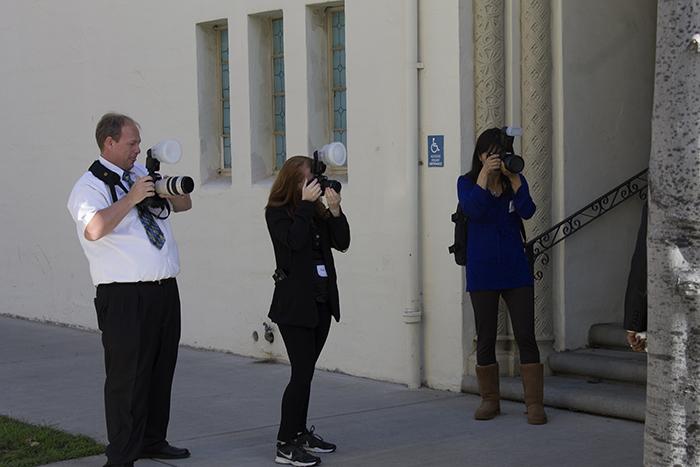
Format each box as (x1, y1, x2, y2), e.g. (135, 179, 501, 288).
(298, 426, 336, 453)
(139, 444, 191, 459)
(275, 441, 321, 466)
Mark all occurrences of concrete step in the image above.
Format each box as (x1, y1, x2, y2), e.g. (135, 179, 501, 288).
(589, 322, 629, 349)
(463, 374, 646, 422)
(548, 348, 646, 385)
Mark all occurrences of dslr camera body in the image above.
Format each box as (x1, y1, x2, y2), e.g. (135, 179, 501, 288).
(311, 142, 347, 193)
(139, 139, 195, 212)
(497, 126, 525, 174)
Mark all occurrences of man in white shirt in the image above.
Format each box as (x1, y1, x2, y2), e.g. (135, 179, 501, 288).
(67, 113, 192, 467)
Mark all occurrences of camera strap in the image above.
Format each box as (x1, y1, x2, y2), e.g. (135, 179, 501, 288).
(88, 160, 129, 204)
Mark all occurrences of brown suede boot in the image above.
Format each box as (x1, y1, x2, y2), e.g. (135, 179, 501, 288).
(520, 363, 547, 424)
(474, 363, 500, 420)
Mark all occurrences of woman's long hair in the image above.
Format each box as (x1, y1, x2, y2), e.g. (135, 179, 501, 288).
(466, 127, 513, 194)
(266, 155, 327, 217)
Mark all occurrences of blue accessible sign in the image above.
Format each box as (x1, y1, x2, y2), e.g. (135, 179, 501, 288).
(427, 135, 444, 167)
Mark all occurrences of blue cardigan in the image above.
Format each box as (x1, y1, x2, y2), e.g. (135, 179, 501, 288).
(457, 174, 536, 292)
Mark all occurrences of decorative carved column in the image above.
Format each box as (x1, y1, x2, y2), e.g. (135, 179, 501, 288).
(521, 0, 554, 363)
(474, 0, 505, 134)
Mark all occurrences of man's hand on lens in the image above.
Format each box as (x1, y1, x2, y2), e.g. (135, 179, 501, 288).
(127, 176, 156, 206)
(325, 188, 341, 217)
(302, 178, 322, 202)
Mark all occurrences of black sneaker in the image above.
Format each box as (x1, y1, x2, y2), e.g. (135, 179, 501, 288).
(275, 441, 321, 466)
(298, 426, 336, 453)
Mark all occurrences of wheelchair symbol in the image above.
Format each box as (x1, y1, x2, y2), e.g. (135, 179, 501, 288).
(430, 138, 440, 154)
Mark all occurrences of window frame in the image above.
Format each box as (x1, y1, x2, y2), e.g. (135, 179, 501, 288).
(271, 16, 286, 172)
(214, 24, 231, 176)
(326, 6, 347, 174)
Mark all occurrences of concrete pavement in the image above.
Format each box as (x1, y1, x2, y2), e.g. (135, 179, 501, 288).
(0, 316, 644, 466)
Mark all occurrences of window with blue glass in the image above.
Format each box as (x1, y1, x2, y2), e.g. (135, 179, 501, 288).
(272, 18, 286, 171)
(219, 27, 231, 171)
(329, 9, 346, 151)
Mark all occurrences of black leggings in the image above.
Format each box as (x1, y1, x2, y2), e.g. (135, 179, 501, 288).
(469, 287, 540, 366)
(277, 302, 332, 442)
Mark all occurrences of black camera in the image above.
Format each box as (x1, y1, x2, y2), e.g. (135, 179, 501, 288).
(497, 126, 525, 174)
(311, 142, 347, 193)
(139, 140, 194, 213)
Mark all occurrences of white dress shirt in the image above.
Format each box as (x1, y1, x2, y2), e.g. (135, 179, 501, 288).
(67, 156, 180, 285)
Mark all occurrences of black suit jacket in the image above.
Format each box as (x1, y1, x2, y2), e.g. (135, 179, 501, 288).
(266, 200, 350, 328)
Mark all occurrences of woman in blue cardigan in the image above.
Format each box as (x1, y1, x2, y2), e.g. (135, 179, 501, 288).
(457, 127, 546, 425)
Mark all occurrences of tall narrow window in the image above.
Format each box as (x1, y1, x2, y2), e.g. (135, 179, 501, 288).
(329, 9, 346, 149)
(272, 18, 286, 171)
(196, 19, 231, 182)
(218, 27, 231, 171)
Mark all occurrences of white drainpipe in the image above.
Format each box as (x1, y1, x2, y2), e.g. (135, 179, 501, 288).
(402, 0, 423, 389)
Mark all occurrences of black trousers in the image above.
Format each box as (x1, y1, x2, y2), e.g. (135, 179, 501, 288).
(277, 301, 332, 442)
(94, 278, 181, 465)
(469, 286, 540, 366)
(624, 202, 648, 332)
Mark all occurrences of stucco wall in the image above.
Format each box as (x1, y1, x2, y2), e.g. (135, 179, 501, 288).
(419, 0, 472, 390)
(0, 0, 470, 390)
(555, 0, 656, 349)
(0, 0, 658, 389)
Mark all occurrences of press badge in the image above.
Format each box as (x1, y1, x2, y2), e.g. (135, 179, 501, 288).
(508, 200, 515, 213)
(316, 265, 328, 278)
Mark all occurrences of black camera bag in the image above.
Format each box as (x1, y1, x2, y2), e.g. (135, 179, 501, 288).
(448, 204, 468, 266)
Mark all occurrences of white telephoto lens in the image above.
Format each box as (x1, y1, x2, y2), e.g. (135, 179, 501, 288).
(505, 127, 523, 137)
(155, 176, 194, 196)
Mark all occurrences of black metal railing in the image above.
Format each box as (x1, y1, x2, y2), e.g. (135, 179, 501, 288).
(525, 168, 648, 280)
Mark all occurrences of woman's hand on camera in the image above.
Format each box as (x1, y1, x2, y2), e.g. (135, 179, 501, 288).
(302, 178, 322, 202)
(126, 176, 155, 206)
(501, 164, 522, 192)
(325, 188, 342, 217)
(477, 154, 502, 189)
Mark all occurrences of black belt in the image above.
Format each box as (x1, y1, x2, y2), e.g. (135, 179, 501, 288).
(97, 277, 175, 289)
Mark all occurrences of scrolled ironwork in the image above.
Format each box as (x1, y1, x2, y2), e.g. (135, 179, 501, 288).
(527, 168, 648, 280)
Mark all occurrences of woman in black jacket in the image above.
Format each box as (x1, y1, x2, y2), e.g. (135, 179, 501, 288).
(265, 155, 350, 466)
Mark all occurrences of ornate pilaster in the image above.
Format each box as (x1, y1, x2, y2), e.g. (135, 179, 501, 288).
(521, 0, 554, 359)
(474, 0, 505, 135)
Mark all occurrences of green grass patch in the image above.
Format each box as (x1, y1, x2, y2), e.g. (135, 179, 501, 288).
(0, 415, 104, 467)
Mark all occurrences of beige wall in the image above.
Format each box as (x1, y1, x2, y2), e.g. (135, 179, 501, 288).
(0, 0, 657, 389)
(0, 0, 469, 390)
(553, 0, 656, 349)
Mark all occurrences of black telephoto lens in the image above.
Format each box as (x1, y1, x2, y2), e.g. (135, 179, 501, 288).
(503, 155, 525, 174)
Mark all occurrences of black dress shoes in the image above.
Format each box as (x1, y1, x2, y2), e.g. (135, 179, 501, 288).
(139, 444, 191, 459)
